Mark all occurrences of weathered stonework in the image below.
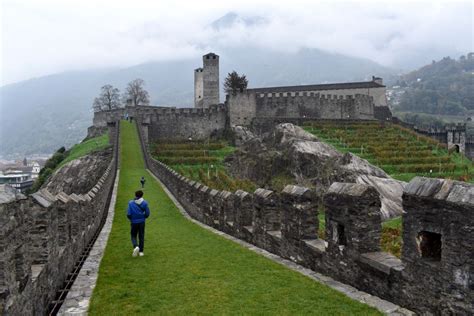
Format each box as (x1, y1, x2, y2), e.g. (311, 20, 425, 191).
(139, 116, 474, 315)
(0, 123, 119, 315)
(227, 92, 376, 126)
(93, 104, 227, 142)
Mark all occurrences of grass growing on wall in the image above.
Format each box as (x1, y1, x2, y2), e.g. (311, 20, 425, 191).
(89, 121, 381, 315)
(151, 140, 256, 192)
(59, 134, 110, 168)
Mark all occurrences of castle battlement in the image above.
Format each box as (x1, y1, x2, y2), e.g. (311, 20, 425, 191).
(138, 123, 474, 315)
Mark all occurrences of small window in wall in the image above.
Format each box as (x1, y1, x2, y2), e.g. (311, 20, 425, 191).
(417, 231, 442, 261)
(337, 223, 347, 246)
(15, 246, 27, 292)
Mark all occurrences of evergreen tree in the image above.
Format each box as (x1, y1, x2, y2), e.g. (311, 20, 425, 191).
(224, 71, 248, 96)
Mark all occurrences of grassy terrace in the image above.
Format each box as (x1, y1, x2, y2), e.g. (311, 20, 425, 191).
(89, 121, 381, 315)
(151, 140, 256, 192)
(302, 121, 473, 183)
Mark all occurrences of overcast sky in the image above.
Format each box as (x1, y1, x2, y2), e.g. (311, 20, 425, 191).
(1, 0, 473, 86)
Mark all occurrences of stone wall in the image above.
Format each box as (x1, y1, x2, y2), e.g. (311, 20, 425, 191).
(144, 105, 227, 141)
(139, 123, 473, 314)
(93, 105, 227, 142)
(0, 122, 119, 315)
(227, 91, 375, 127)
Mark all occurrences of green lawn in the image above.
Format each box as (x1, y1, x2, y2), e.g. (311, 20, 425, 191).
(88, 121, 381, 315)
(59, 134, 110, 167)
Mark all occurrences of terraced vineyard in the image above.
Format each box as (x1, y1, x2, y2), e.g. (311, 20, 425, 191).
(302, 121, 473, 182)
(303, 121, 473, 257)
(151, 140, 256, 192)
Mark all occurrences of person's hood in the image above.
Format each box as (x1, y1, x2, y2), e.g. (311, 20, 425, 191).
(134, 198, 144, 205)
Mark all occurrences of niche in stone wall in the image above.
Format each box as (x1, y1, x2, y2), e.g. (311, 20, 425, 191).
(416, 231, 442, 261)
(15, 245, 28, 292)
(330, 221, 347, 246)
(337, 223, 347, 246)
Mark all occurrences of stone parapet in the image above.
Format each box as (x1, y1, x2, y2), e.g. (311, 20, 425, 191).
(0, 122, 119, 315)
(140, 118, 474, 315)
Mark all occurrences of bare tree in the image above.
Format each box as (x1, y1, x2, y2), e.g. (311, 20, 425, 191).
(92, 84, 121, 112)
(124, 79, 150, 106)
(224, 71, 248, 96)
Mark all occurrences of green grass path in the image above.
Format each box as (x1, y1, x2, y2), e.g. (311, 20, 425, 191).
(89, 121, 380, 315)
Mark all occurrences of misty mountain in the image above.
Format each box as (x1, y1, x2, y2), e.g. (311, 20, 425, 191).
(211, 11, 268, 30)
(0, 47, 394, 158)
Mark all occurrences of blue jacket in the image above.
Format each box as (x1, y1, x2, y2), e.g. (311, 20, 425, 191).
(127, 198, 150, 224)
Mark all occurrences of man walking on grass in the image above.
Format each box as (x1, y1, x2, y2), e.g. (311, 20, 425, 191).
(127, 190, 150, 257)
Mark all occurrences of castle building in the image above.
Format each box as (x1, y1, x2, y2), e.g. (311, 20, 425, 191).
(97, 53, 394, 145)
(193, 52, 390, 124)
(247, 76, 387, 108)
(194, 53, 220, 108)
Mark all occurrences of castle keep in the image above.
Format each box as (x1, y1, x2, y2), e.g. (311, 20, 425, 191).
(194, 53, 220, 108)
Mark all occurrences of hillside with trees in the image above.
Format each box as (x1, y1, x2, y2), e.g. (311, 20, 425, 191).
(394, 54, 474, 115)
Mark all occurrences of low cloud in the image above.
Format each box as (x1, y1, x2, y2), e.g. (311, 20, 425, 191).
(2, 0, 472, 85)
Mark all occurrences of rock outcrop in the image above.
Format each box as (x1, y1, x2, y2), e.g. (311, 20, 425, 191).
(0, 184, 26, 203)
(45, 148, 112, 195)
(228, 123, 406, 219)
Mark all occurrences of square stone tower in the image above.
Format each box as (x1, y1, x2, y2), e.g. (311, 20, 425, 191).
(194, 68, 204, 108)
(194, 53, 219, 108)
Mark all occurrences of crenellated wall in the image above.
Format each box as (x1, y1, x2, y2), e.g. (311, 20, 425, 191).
(93, 105, 227, 143)
(227, 91, 375, 127)
(138, 123, 474, 314)
(0, 122, 119, 315)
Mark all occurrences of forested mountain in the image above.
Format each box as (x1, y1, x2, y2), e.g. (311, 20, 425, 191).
(395, 55, 474, 115)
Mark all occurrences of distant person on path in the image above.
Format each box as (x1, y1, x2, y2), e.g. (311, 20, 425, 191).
(140, 176, 146, 188)
(125, 113, 129, 121)
(127, 190, 150, 257)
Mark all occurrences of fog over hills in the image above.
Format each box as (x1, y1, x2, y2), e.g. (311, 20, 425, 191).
(0, 47, 394, 158)
(4, 3, 470, 159)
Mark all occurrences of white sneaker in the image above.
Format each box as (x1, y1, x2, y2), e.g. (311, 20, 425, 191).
(132, 246, 139, 257)
(139, 252, 144, 257)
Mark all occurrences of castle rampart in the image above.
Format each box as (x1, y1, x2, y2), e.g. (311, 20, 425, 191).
(137, 123, 474, 314)
(227, 91, 375, 126)
(93, 104, 227, 142)
(0, 123, 119, 315)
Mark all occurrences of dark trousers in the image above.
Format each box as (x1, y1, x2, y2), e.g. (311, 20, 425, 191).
(131, 222, 145, 252)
